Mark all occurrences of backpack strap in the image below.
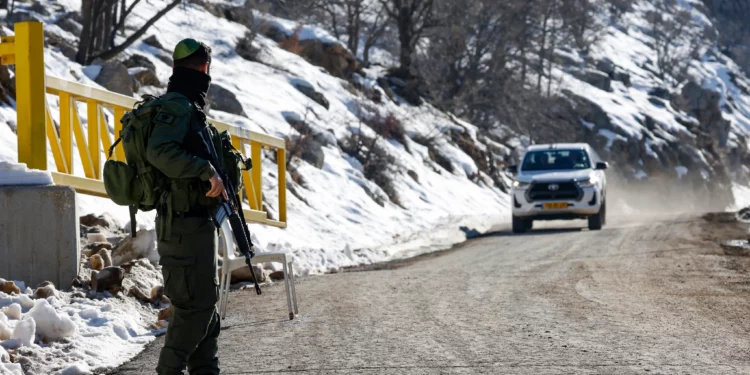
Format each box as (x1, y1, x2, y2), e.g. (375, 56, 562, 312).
(108, 136, 123, 160)
(129, 205, 138, 238)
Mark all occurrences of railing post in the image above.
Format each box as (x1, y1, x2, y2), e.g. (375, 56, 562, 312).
(277, 149, 287, 223)
(15, 22, 46, 170)
(251, 141, 263, 210)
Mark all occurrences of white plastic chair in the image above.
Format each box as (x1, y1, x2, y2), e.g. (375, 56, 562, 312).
(217, 220, 299, 320)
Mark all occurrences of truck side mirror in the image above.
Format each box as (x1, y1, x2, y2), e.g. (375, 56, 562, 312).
(595, 162, 609, 170)
(507, 165, 518, 174)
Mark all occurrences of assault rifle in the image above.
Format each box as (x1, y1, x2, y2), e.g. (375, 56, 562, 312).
(201, 128, 262, 296)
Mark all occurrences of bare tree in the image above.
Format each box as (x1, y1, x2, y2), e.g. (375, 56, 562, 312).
(378, 0, 439, 71)
(76, 0, 182, 65)
(561, 0, 605, 53)
(646, 5, 703, 84)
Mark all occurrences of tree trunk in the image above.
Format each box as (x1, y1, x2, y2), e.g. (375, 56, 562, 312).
(77, 0, 95, 64)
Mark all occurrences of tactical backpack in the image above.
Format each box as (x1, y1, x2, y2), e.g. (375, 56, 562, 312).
(103, 95, 169, 237)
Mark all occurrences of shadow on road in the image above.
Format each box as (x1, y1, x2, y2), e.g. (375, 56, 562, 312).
(482, 227, 585, 238)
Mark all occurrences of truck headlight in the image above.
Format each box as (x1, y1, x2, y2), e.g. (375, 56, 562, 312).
(513, 180, 530, 189)
(577, 176, 599, 188)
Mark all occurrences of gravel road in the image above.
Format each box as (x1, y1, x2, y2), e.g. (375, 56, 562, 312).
(112, 214, 750, 374)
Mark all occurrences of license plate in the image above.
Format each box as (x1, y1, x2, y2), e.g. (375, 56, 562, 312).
(544, 202, 568, 209)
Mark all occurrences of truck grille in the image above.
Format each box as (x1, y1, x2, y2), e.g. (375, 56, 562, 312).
(527, 181, 581, 201)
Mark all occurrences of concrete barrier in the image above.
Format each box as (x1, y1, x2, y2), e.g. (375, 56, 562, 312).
(0, 185, 79, 289)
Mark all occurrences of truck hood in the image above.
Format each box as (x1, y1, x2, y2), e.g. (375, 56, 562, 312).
(518, 169, 594, 182)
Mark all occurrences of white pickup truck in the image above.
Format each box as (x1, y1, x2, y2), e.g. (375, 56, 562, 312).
(508, 143, 609, 233)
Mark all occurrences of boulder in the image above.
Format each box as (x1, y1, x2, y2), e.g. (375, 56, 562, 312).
(207, 83, 246, 116)
(301, 139, 325, 169)
(45, 31, 77, 60)
(294, 84, 330, 110)
(55, 12, 83, 35)
(614, 71, 631, 87)
(89, 254, 104, 271)
(112, 229, 157, 266)
(0, 280, 20, 295)
(229, 265, 266, 284)
(80, 213, 117, 229)
(96, 267, 124, 293)
(30, 1, 50, 16)
(127, 286, 151, 304)
(150, 286, 164, 304)
(384, 67, 428, 106)
(130, 67, 163, 88)
(143, 35, 165, 50)
(122, 54, 157, 73)
(596, 58, 616, 76)
(158, 306, 174, 321)
(33, 284, 57, 299)
(260, 23, 288, 43)
(649, 87, 672, 100)
(92, 60, 134, 96)
(573, 69, 612, 92)
(8, 11, 42, 24)
(222, 5, 254, 28)
(298, 40, 360, 79)
(154, 53, 174, 67)
(99, 249, 113, 267)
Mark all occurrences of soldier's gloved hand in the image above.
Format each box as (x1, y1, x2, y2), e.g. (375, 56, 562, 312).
(207, 174, 229, 200)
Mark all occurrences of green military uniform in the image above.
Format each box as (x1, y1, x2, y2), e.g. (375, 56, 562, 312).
(147, 39, 224, 375)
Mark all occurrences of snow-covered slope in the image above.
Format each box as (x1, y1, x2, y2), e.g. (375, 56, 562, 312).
(551, 0, 750, 209)
(0, 0, 510, 275)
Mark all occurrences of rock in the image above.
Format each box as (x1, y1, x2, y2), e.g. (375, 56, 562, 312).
(8, 11, 42, 24)
(80, 213, 118, 229)
(122, 54, 157, 73)
(298, 39, 360, 79)
(143, 35, 165, 50)
(89, 270, 98, 291)
(222, 4, 254, 28)
(45, 30, 77, 60)
(377, 77, 396, 102)
(649, 87, 672, 100)
(614, 71, 631, 87)
(87, 241, 113, 253)
(70, 277, 85, 289)
(573, 69, 612, 92)
(596, 58, 616, 76)
(301, 140, 325, 169)
(112, 229, 156, 266)
(384, 67, 428, 106)
(269, 270, 285, 281)
(55, 12, 83, 35)
(33, 284, 57, 299)
(99, 249, 113, 267)
(30, 1, 50, 16)
(236, 32, 260, 62)
(158, 306, 174, 321)
(131, 67, 163, 88)
(568, 92, 612, 130)
(0, 280, 20, 295)
(92, 60, 135, 96)
(127, 287, 151, 304)
(260, 23, 289, 43)
(150, 286, 164, 304)
(89, 254, 104, 271)
(154, 52, 174, 67)
(229, 265, 266, 284)
(95, 267, 124, 293)
(294, 84, 330, 110)
(206, 83, 246, 116)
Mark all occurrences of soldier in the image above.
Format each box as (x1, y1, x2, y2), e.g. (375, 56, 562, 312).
(146, 38, 226, 375)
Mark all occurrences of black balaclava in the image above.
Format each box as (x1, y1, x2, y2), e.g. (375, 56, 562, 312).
(166, 67, 211, 109)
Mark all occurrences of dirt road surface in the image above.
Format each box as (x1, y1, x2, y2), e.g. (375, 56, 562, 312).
(112, 214, 750, 374)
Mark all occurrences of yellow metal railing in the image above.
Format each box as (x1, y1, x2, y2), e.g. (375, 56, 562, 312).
(4, 21, 286, 228)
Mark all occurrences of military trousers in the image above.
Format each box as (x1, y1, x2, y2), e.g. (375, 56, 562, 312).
(155, 215, 221, 375)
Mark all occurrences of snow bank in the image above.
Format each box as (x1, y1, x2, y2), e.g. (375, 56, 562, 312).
(25, 300, 77, 341)
(0, 162, 52, 186)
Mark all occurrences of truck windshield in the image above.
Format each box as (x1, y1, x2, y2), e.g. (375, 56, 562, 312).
(521, 149, 591, 171)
